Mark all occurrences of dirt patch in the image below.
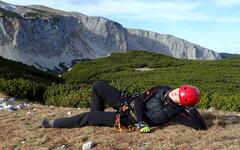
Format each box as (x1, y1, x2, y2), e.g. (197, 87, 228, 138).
(0, 104, 239, 150)
(0, 92, 10, 99)
(134, 67, 154, 72)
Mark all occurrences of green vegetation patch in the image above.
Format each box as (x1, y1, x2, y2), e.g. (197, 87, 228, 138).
(60, 50, 240, 111)
(0, 56, 63, 101)
(1, 50, 239, 111)
(0, 79, 46, 101)
(0, 7, 21, 18)
(44, 81, 91, 108)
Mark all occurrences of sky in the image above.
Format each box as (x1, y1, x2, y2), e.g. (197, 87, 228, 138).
(5, 0, 240, 54)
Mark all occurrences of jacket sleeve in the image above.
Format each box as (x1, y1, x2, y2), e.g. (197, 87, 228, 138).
(172, 106, 207, 130)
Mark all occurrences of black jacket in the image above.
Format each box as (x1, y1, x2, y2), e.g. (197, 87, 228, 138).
(143, 86, 185, 125)
(133, 85, 207, 130)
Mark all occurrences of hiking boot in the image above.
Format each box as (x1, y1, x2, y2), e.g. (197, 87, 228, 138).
(41, 119, 54, 128)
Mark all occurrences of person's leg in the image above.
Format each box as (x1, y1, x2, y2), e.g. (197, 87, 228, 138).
(45, 111, 118, 128)
(91, 80, 122, 111)
(171, 108, 207, 130)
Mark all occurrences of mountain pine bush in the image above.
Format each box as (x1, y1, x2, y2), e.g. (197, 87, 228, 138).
(1, 50, 239, 111)
(0, 79, 46, 101)
(44, 81, 91, 107)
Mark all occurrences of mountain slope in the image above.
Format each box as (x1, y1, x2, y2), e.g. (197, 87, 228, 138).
(127, 29, 221, 59)
(0, 1, 223, 72)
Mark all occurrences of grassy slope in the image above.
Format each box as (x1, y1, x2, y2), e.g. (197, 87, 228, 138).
(62, 50, 240, 95)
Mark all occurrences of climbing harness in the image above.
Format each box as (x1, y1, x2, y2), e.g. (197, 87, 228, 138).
(114, 92, 137, 132)
(113, 86, 170, 132)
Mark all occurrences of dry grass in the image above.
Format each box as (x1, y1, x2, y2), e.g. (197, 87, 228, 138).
(0, 92, 10, 99)
(0, 104, 239, 150)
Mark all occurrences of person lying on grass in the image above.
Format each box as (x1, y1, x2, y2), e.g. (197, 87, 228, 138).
(41, 80, 207, 133)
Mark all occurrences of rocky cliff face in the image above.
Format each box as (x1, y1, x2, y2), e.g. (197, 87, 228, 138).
(0, 1, 222, 72)
(127, 29, 221, 60)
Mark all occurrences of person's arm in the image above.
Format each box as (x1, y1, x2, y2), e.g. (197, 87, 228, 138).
(188, 106, 207, 130)
(134, 95, 151, 133)
(172, 106, 207, 130)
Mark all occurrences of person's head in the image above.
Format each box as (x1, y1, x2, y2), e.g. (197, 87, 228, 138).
(169, 85, 200, 106)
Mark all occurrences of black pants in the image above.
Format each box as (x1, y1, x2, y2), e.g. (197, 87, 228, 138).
(53, 81, 206, 130)
(53, 80, 132, 128)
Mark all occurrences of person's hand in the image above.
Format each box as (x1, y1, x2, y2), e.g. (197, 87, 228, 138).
(136, 121, 151, 133)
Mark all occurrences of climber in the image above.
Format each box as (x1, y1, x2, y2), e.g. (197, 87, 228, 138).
(41, 80, 207, 133)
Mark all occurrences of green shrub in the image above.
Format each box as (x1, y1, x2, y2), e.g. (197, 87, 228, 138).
(44, 81, 91, 107)
(210, 94, 240, 111)
(198, 92, 212, 109)
(61, 50, 240, 111)
(24, 12, 41, 18)
(0, 79, 46, 101)
(198, 92, 240, 111)
(0, 56, 62, 102)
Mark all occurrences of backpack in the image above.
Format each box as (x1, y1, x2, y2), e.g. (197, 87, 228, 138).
(143, 86, 163, 102)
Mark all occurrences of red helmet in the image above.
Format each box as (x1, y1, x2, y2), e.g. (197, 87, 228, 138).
(179, 85, 200, 106)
